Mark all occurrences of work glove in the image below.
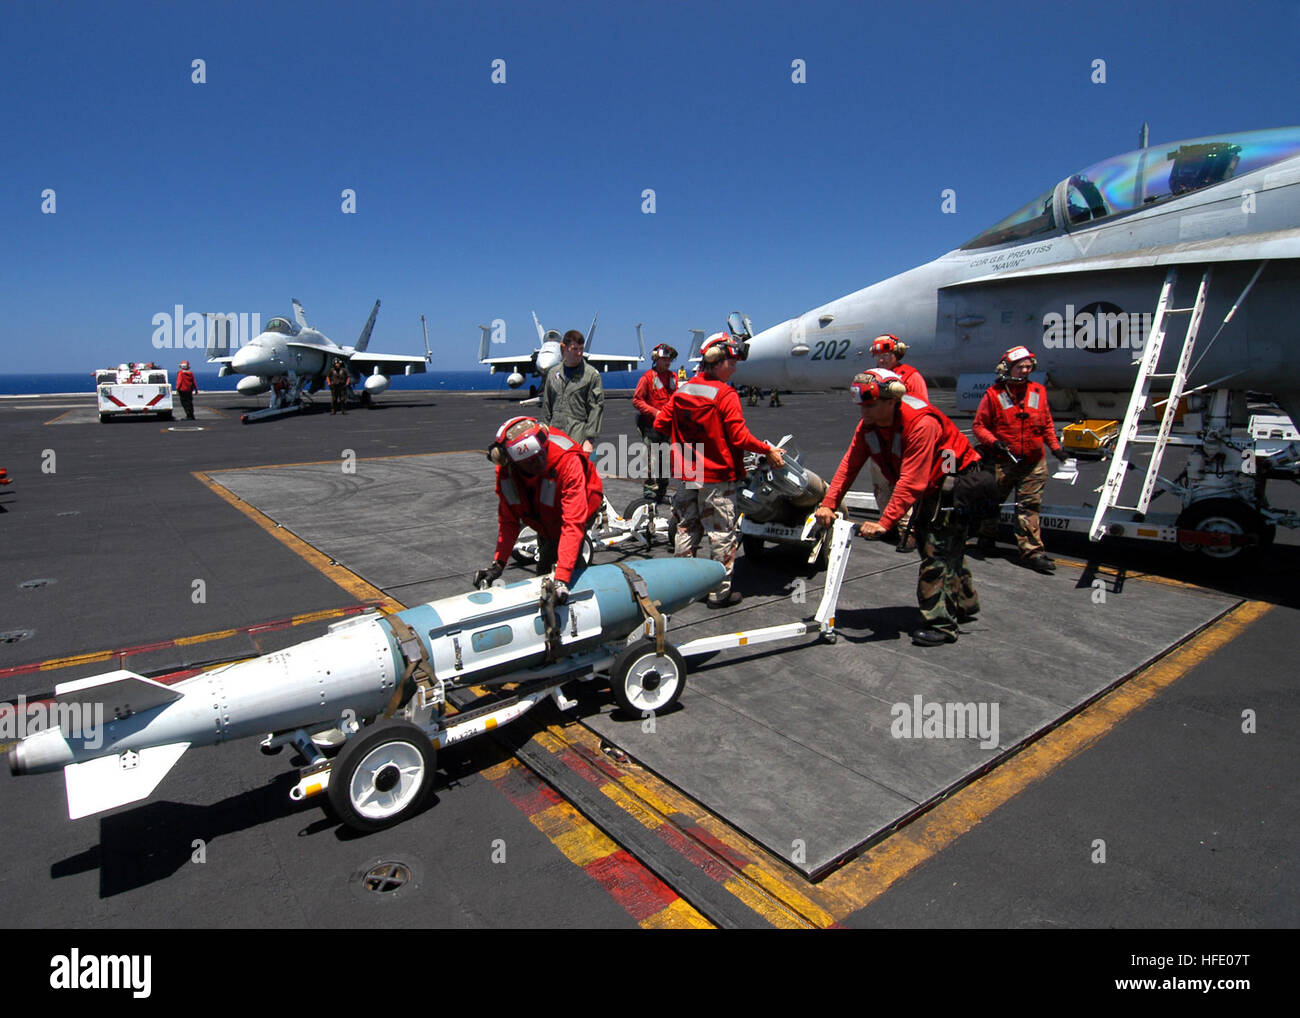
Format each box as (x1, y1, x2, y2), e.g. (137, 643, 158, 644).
(552, 579, 570, 605)
(472, 561, 504, 589)
(993, 440, 1012, 461)
(1051, 447, 1068, 464)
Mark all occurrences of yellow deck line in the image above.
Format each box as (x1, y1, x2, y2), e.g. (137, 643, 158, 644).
(816, 599, 1271, 917)
(193, 470, 404, 612)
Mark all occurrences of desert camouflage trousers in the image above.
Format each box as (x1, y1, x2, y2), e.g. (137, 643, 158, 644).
(977, 455, 1047, 557)
(672, 482, 739, 598)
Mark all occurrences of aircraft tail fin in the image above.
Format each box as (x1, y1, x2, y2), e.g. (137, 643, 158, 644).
(64, 742, 191, 820)
(203, 313, 235, 360)
(421, 314, 432, 362)
(635, 323, 645, 361)
(354, 300, 380, 352)
(586, 313, 598, 350)
(478, 324, 493, 362)
(292, 299, 310, 329)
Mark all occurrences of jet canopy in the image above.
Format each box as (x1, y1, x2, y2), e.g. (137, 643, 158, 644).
(963, 126, 1300, 250)
(265, 317, 296, 335)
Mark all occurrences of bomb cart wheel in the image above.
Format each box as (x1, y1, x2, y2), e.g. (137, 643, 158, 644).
(1176, 498, 1273, 568)
(623, 496, 676, 549)
(609, 638, 687, 716)
(742, 534, 766, 560)
(327, 721, 437, 833)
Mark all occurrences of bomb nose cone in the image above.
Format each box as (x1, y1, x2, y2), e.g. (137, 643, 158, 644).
(621, 557, 726, 607)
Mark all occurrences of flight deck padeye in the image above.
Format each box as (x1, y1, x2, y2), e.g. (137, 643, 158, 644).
(9, 521, 860, 834)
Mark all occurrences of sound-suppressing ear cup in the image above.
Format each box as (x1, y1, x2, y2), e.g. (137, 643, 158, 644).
(887, 381, 908, 399)
(488, 444, 506, 465)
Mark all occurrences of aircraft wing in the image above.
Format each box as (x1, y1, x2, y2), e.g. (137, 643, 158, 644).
(481, 353, 540, 376)
(348, 352, 428, 375)
(944, 228, 1300, 289)
(585, 353, 642, 372)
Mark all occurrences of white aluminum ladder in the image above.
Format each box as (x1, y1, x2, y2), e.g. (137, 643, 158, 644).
(1089, 266, 1211, 541)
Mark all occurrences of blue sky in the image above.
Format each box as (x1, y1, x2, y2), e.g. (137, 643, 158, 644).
(2, 0, 1296, 372)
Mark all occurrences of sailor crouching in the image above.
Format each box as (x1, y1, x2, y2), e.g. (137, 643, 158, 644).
(813, 369, 996, 647)
(474, 417, 604, 603)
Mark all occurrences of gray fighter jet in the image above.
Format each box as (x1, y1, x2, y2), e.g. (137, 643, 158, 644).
(734, 126, 1300, 561)
(737, 125, 1299, 415)
(207, 299, 431, 420)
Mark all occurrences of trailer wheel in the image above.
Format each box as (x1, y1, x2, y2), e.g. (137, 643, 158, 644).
(742, 534, 766, 560)
(610, 639, 687, 716)
(327, 721, 436, 833)
(623, 497, 676, 549)
(99, 413, 110, 423)
(1176, 498, 1273, 566)
(160, 410, 174, 421)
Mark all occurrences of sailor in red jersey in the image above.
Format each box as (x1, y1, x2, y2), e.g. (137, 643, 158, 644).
(653, 333, 785, 608)
(632, 342, 677, 502)
(472, 417, 604, 603)
(175, 360, 198, 420)
(813, 369, 996, 646)
(972, 346, 1067, 574)
(867, 335, 929, 548)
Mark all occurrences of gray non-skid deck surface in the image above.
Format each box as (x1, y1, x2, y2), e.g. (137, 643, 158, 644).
(212, 453, 1238, 878)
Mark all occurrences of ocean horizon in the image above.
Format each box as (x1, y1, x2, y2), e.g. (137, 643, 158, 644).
(0, 369, 643, 397)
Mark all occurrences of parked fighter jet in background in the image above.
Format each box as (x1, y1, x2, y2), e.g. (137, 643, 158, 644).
(735, 125, 1300, 420)
(478, 312, 643, 394)
(207, 299, 431, 419)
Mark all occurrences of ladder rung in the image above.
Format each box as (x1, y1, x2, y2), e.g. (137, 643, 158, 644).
(1148, 372, 1177, 379)
(1166, 307, 1195, 314)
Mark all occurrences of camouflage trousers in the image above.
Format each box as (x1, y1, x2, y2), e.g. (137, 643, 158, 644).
(914, 467, 998, 635)
(978, 455, 1047, 557)
(672, 482, 739, 598)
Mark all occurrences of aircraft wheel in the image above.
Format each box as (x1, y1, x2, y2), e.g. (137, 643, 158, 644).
(99, 413, 110, 423)
(1175, 498, 1272, 567)
(742, 534, 766, 559)
(610, 638, 686, 716)
(327, 721, 437, 833)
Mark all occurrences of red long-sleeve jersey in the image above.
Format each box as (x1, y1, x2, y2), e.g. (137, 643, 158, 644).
(972, 380, 1061, 462)
(633, 367, 676, 428)
(821, 397, 979, 530)
(652, 375, 771, 484)
(493, 429, 603, 583)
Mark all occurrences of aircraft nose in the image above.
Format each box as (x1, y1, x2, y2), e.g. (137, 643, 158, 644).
(734, 320, 792, 387)
(232, 345, 271, 375)
(537, 348, 559, 372)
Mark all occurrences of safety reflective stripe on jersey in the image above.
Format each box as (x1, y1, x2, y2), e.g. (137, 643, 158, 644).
(549, 432, 574, 451)
(901, 395, 926, 410)
(1028, 390, 1041, 409)
(540, 478, 557, 507)
(679, 383, 719, 400)
(997, 391, 1015, 410)
(501, 477, 521, 505)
